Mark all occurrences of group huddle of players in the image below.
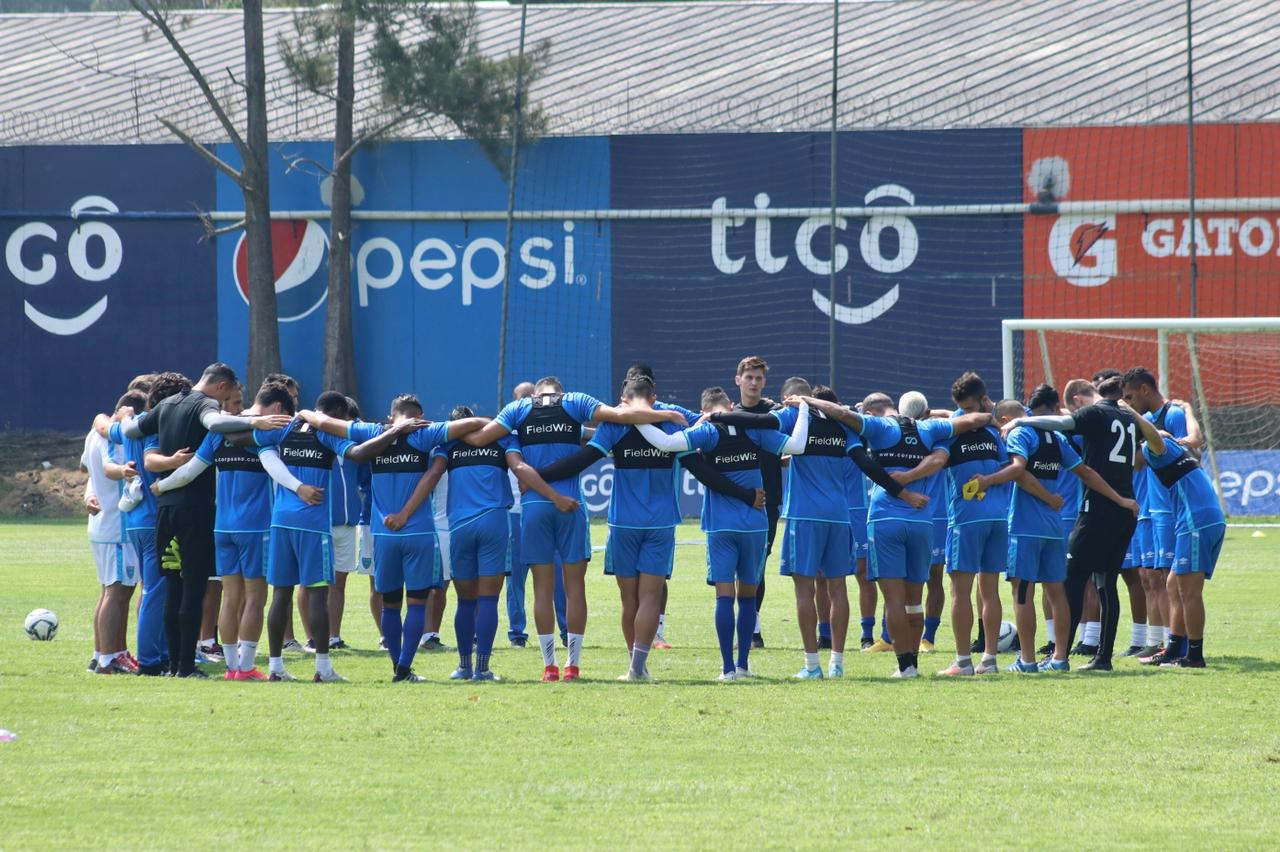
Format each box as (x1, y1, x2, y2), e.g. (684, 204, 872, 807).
(78, 354, 1225, 683)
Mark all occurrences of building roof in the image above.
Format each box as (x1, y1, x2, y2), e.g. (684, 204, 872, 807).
(0, 0, 1275, 145)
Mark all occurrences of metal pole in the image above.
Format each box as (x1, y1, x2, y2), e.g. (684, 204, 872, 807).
(497, 0, 529, 413)
(1036, 329, 1054, 391)
(1001, 323, 1015, 401)
(827, 0, 839, 388)
(1187, 334, 1226, 513)
(1157, 330, 1170, 396)
(1185, 0, 1198, 317)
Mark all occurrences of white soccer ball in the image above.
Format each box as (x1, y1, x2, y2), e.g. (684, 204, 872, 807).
(996, 620, 1018, 653)
(24, 608, 58, 641)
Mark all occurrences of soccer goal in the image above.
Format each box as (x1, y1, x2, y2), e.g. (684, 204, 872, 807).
(1002, 317, 1280, 513)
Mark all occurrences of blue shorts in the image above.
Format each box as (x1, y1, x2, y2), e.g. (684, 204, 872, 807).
(216, 531, 269, 579)
(521, 501, 591, 565)
(1173, 524, 1225, 579)
(931, 518, 948, 564)
(374, 534, 442, 594)
(706, 531, 767, 586)
(449, 509, 511, 581)
(1007, 535, 1067, 584)
(849, 509, 869, 561)
(867, 519, 931, 584)
(1134, 518, 1155, 569)
(946, 521, 1008, 574)
(604, 526, 675, 579)
(781, 519, 853, 579)
(268, 527, 333, 588)
(1152, 515, 1176, 568)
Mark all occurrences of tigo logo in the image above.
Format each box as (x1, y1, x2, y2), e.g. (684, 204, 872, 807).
(233, 220, 329, 322)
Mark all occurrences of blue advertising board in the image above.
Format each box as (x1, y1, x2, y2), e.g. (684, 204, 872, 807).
(610, 130, 1024, 410)
(215, 137, 611, 421)
(1216, 450, 1280, 516)
(0, 145, 216, 430)
(580, 457, 705, 520)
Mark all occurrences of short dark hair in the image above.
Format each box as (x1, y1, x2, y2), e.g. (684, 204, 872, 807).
(200, 362, 238, 386)
(449, 405, 475, 420)
(995, 399, 1026, 421)
(951, 371, 987, 404)
(262, 373, 300, 397)
(148, 372, 192, 409)
(390, 394, 422, 417)
(700, 386, 732, 410)
(127, 374, 156, 394)
(315, 390, 350, 417)
(1027, 383, 1059, 411)
(1097, 376, 1124, 400)
(737, 356, 768, 376)
(255, 382, 296, 414)
(1092, 368, 1121, 384)
(1122, 366, 1158, 391)
(534, 376, 564, 394)
(862, 392, 893, 414)
(780, 376, 811, 397)
(812, 384, 839, 403)
(625, 363, 655, 382)
(116, 391, 147, 414)
(345, 396, 361, 420)
(622, 375, 656, 399)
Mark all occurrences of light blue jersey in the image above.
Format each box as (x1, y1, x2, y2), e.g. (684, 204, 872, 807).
(1143, 440, 1224, 533)
(253, 419, 356, 534)
(431, 434, 520, 529)
(857, 415, 954, 524)
(589, 420, 684, 529)
(1145, 403, 1189, 515)
(1006, 426, 1082, 538)
(348, 421, 451, 536)
(682, 421, 788, 533)
(496, 392, 601, 504)
(196, 431, 272, 534)
(941, 424, 1010, 526)
(108, 422, 159, 531)
(774, 406, 857, 524)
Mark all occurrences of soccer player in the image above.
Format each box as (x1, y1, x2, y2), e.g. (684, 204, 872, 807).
(122, 364, 288, 677)
(505, 381, 537, 646)
(972, 399, 1077, 671)
(317, 392, 364, 651)
(458, 376, 686, 682)
(634, 385, 803, 679)
(798, 392, 990, 678)
(1125, 402, 1224, 667)
(936, 374, 1011, 676)
(1001, 379, 1141, 672)
(429, 405, 574, 680)
(733, 356, 782, 649)
(85, 392, 143, 674)
(98, 383, 166, 675)
(345, 397, 380, 644)
(858, 391, 895, 652)
(253, 399, 414, 682)
(152, 382, 297, 679)
(1121, 367, 1202, 658)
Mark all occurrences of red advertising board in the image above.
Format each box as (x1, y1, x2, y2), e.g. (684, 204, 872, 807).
(1021, 125, 1280, 404)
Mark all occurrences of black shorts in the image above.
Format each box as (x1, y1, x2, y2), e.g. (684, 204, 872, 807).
(1066, 503, 1137, 577)
(155, 503, 216, 582)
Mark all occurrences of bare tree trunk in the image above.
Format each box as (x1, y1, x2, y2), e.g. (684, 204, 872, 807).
(242, 0, 281, 391)
(323, 0, 359, 399)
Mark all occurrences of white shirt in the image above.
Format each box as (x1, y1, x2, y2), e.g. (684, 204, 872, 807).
(432, 470, 450, 534)
(82, 430, 123, 544)
(508, 470, 521, 514)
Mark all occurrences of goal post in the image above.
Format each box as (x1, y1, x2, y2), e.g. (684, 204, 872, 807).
(1002, 317, 1280, 515)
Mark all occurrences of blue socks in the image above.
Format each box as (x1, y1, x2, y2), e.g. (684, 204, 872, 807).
(818, 621, 832, 641)
(398, 603, 426, 669)
(881, 614, 892, 643)
(454, 598, 476, 672)
(475, 595, 498, 673)
(923, 616, 941, 643)
(715, 596, 735, 674)
(860, 616, 875, 642)
(381, 607, 403, 665)
(735, 596, 756, 671)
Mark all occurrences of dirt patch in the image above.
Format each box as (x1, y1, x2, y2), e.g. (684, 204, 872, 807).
(0, 432, 91, 518)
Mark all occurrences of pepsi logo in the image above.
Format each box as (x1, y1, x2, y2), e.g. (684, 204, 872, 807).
(233, 219, 328, 322)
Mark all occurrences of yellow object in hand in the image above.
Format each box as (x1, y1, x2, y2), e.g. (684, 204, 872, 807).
(962, 479, 986, 502)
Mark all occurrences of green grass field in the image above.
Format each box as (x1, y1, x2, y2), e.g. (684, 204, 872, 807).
(1, 518, 1278, 850)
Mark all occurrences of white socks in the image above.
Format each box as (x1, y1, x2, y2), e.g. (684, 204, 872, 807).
(655, 615, 666, 641)
(315, 653, 334, 677)
(567, 633, 584, 667)
(268, 656, 285, 675)
(328, 636, 341, 646)
(1131, 623, 1146, 646)
(1045, 618, 1055, 641)
(538, 634, 558, 667)
(223, 643, 240, 672)
(804, 651, 820, 671)
(754, 613, 762, 633)
(1083, 622, 1101, 644)
(238, 640, 258, 671)
(829, 651, 844, 669)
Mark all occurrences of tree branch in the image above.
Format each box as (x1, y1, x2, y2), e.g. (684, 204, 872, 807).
(128, 0, 250, 159)
(157, 117, 244, 184)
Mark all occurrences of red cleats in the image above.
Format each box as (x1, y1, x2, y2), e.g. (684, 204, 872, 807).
(224, 669, 240, 681)
(239, 668, 267, 681)
(541, 665, 560, 682)
(652, 640, 673, 650)
(562, 665, 581, 682)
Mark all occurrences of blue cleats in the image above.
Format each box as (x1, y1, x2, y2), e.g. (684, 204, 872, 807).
(1006, 658, 1039, 674)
